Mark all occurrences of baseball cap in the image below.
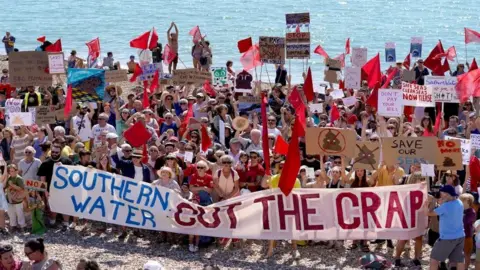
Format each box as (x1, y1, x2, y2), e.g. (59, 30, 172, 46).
(440, 185, 457, 197)
(106, 133, 118, 139)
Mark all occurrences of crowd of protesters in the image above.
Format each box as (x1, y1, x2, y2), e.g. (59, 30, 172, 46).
(1, 25, 480, 269)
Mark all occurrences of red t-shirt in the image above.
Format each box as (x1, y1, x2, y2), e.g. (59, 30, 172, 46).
(189, 173, 213, 188)
(242, 164, 265, 192)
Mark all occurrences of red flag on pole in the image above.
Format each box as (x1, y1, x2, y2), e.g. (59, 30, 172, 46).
(330, 103, 340, 122)
(240, 44, 262, 71)
(313, 45, 329, 58)
(203, 80, 216, 97)
(403, 53, 411, 70)
(86, 37, 101, 62)
(141, 144, 149, 164)
(142, 85, 150, 109)
(345, 38, 351, 54)
(201, 125, 212, 152)
(37, 36, 46, 43)
(366, 86, 379, 111)
(274, 136, 289, 155)
(261, 93, 271, 176)
(149, 70, 159, 93)
(361, 53, 381, 88)
(130, 31, 150, 50)
(433, 109, 443, 135)
(465, 28, 480, 44)
(471, 58, 478, 71)
(456, 69, 480, 103)
(189, 26, 202, 43)
(45, 39, 62, 52)
(64, 85, 73, 119)
(303, 67, 314, 102)
(296, 103, 306, 136)
(288, 86, 303, 110)
(178, 103, 194, 138)
(381, 68, 398, 88)
(278, 115, 302, 196)
(148, 28, 158, 50)
(129, 64, 143, 82)
(237, 37, 253, 53)
(424, 40, 450, 75)
(334, 53, 346, 68)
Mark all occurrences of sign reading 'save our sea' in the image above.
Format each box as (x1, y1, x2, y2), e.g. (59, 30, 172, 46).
(382, 137, 437, 167)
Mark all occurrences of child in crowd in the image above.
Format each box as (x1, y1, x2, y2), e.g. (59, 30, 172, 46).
(0, 69, 8, 83)
(460, 193, 476, 269)
(23, 189, 46, 235)
(2, 164, 27, 233)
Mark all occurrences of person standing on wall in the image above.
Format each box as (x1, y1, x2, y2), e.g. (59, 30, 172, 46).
(2, 32, 15, 57)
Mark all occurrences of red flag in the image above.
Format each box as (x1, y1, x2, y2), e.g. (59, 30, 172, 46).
(237, 37, 253, 53)
(141, 144, 148, 164)
(303, 67, 314, 102)
(130, 31, 150, 50)
(433, 109, 442, 135)
(189, 26, 202, 43)
(424, 40, 450, 75)
(45, 39, 62, 52)
(334, 53, 346, 68)
(330, 103, 340, 122)
(149, 70, 159, 93)
(37, 36, 46, 43)
(278, 115, 302, 196)
(240, 43, 262, 71)
(381, 68, 397, 88)
(86, 37, 101, 62)
(296, 103, 306, 136)
(465, 28, 480, 44)
(143, 84, 150, 109)
(362, 53, 381, 88)
(178, 103, 194, 138)
(345, 38, 351, 54)
(366, 87, 379, 111)
(403, 53, 411, 70)
(201, 125, 212, 152)
(148, 28, 158, 50)
(339, 80, 345, 90)
(162, 44, 176, 65)
(471, 58, 478, 71)
(470, 156, 480, 192)
(129, 63, 143, 82)
(203, 80, 216, 97)
(313, 45, 329, 58)
(273, 136, 289, 155)
(288, 86, 303, 110)
(456, 69, 480, 103)
(261, 93, 271, 176)
(64, 85, 73, 119)
(124, 122, 152, 147)
(433, 46, 456, 61)
(295, 25, 301, 33)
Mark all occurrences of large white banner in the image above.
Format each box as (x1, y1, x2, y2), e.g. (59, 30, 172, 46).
(425, 76, 458, 103)
(50, 165, 428, 240)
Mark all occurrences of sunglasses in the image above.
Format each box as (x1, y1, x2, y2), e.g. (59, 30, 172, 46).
(334, 161, 341, 164)
(132, 156, 141, 159)
(166, 158, 175, 160)
(165, 117, 172, 120)
(250, 156, 258, 159)
(123, 149, 132, 152)
(185, 148, 193, 151)
(197, 166, 206, 170)
(25, 151, 32, 154)
(222, 161, 232, 165)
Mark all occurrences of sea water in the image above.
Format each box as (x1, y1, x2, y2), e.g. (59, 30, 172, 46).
(1, 0, 480, 84)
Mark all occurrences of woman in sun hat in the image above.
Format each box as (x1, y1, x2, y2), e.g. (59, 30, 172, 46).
(154, 166, 181, 194)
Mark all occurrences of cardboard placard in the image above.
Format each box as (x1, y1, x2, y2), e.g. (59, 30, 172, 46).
(309, 103, 323, 114)
(9, 51, 53, 86)
(401, 70, 415, 82)
(238, 96, 262, 114)
(48, 53, 65, 74)
(330, 89, 345, 99)
(324, 58, 341, 83)
(342, 96, 357, 107)
(105, 70, 128, 83)
(344, 67, 361, 89)
(210, 67, 227, 87)
(421, 164, 435, 177)
(285, 13, 310, 25)
(351, 48, 367, 67)
(471, 134, 480, 149)
(35, 106, 56, 125)
(8, 112, 33, 126)
(285, 32, 311, 43)
(305, 128, 357, 157)
(377, 89, 403, 117)
(382, 137, 437, 166)
(352, 142, 381, 170)
(286, 44, 310, 59)
(436, 140, 463, 170)
(172, 68, 212, 85)
(259, 36, 285, 64)
(445, 136, 471, 165)
(401, 82, 434, 107)
(25, 179, 47, 192)
(55, 105, 77, 121)
(425, 76, 458, 103)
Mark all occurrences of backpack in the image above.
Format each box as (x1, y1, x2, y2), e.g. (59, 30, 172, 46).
(359, 254, 391, 269)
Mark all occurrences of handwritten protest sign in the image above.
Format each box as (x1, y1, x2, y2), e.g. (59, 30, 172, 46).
(50, 165, 427, 240)
(352, 142, 381, 170)
(55, 104, 77, 121)
(172, 68, 212, 85)
(105, 70, 128, 83)
(325, 58, 341, 83)
(342, 96, 357, 107)
(238, 96, 262, 114)
(344, 67, 361, 89)
(9, 51, 53, 86)
(286, 44, 310, 59)
(8, 112, 33, 126)
(378, 89, 403, 117)
(285, 13, 310, 26)
(445, 136, 470, 165)
(401, 82, 434, 107)
(382, 137, 436, 166)
(436, 140, 463, 170)
(259, 36, 285, 64)
(385, 42, 396, 62)
(410, 37, 423, 58)
(305, 128, 357, 157)
(48, 53, 65, 74)
(425, 76, 458, 103)
(351, 48, 367, 67)
(25, 179, 47, 192)
(470, 134, 480, 149)
(5, 98, 23, 126)
(330, 89, 345, 99)
(210, 67, 227, 87)
(35, 106, 56, 126)
(139, 63, 162, 81)
(285, 32, 311, 43)
(309, 103, 323, 113)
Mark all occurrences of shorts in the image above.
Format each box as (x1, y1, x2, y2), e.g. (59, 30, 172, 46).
(465, 237, 473, 256)
(172, 53, 178, 64)
(431, 237, 465, 263)
(428, 229, 440, 246)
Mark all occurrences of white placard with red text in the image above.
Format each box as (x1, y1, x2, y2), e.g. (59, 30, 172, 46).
(401, 82, 435, 107)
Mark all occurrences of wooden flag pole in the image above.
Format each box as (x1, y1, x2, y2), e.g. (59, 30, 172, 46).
(465, 43, 468, 65)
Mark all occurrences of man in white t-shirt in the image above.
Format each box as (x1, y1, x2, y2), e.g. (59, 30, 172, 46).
(257, 115, 281, 138)
(71, 103, 94, 150)
(91, 113, 116, 146)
